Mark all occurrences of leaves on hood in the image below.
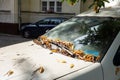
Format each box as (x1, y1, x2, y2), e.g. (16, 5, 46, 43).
(57, 59, 67, 63)
(4, 70, 14, 76)
(32, 66, 45, 76)
(70, 64, 74, 68)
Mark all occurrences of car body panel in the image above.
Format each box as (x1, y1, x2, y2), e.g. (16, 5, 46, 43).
(57, 63, 103, 80)
(0, 41, 94, 80)
(101, 32, 120, 80)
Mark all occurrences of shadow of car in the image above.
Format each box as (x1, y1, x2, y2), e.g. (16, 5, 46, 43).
(20, 17, 68, 38)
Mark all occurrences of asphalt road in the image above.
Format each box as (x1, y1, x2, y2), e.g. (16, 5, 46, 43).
(0, 34, 31, 48)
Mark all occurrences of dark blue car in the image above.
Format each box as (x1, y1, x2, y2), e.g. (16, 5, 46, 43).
(20, 17, 68, 38)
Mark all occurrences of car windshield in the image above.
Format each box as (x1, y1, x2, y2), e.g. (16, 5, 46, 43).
(34, 16, 120, 62)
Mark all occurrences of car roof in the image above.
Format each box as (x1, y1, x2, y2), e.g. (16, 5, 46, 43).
(77, 6, 120, 18)
(45, 17, 68, 19)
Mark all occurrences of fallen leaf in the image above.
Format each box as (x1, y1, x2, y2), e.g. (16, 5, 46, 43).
(57, 59, 67, 63)
(4, 70, 14, 76)
(115, 67, 120, 75)
(70, 64, 74, 68)
(39, 66, 44, 73)
(32, 66, 45, 76)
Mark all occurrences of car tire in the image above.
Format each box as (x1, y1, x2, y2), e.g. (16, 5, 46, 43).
(23, 30, 31, 38)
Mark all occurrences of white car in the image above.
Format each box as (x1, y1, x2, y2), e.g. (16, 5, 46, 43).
(0, 7, 120, 80)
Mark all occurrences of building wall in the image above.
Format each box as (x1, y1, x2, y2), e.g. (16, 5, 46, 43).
(1, 0, 120, 24)
(21, 0, 81, 14)
(0, 0, 12, 23)
(11, 0, 18, 23)
(0, 0, 93, 24)
(21, 0, 40, 12)
(30, 0, 40, 12)
(20, 0, 93, 23)
(62, 0, 80, 15)
(0, 0, 19, 34)
(21, 0, 75, 23)
(21, 0, 31, 11)
(0, 0, 18, 23)
(0, 0, 11, 10)
(80, 0, 93, 12)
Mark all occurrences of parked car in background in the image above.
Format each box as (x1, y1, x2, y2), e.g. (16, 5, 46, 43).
(20, 17, 68, 38)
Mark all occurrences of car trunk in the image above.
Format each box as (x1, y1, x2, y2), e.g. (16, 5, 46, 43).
(0, 41, 94, 80)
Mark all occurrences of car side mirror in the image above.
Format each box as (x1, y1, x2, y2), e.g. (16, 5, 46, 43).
(113, 46, 120, 66)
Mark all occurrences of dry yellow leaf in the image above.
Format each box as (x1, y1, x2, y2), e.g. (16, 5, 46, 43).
(32, 66, 45, 76)
(57, 59, 67, 63)
(5, 70, 14, 76)
(39, 66, 44, 73)
(115, 67, 120, 75)
(51, 49, 58, 53)
(70, 64, 74, 68)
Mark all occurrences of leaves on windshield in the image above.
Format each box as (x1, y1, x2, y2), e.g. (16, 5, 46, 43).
(33, 35, 100, 62)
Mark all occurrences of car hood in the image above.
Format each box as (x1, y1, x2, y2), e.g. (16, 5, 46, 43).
(0, 41, 94, 80)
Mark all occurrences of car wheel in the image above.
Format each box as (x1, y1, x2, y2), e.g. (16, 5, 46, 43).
(23, 30, 30, 38)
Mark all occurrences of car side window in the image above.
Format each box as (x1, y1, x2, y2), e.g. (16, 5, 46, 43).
(50, 19, 61, 25)
(113, 46, 120, 66)
(38, 19, 50, 24)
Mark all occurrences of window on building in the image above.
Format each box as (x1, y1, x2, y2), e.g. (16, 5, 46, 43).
(57, 2, 62, 12)
(49, 1, 55, 12)
(41, 0, 62, 12)
(42, 1, 47, 11)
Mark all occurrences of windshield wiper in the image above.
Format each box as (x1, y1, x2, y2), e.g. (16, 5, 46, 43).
(50, 42, 74, 56)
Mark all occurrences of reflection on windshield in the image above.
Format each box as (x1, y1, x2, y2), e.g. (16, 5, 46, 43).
(34, 17, 120, 62)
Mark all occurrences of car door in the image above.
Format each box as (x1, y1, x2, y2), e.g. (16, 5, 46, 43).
(101, 32, 120, 80)
(113, 45, 120, 80)
(36, 18, 49, 35)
